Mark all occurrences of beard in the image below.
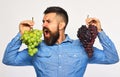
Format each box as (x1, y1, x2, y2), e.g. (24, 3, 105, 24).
(43, 27, 59, 46)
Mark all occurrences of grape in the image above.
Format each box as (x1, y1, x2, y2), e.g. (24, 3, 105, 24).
(21, 29, 43, 56)
(77, 25, 98, 58)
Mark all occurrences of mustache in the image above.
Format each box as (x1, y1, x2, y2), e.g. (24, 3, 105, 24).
(43, 27, 51, 33)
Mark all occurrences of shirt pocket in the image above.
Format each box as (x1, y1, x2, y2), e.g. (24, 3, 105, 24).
(37, 52, 52, 58)
(64, 52, 82, 66)
(35, 51, 58, 72)
(36, 51, 57, 66)
(36, 51, 52, 62)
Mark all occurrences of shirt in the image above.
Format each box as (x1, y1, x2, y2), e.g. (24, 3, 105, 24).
(2, 31, 119, 77)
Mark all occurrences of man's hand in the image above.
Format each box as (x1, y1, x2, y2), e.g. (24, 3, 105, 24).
(85, 17, 102, 32)
(19, 20, 34, 35)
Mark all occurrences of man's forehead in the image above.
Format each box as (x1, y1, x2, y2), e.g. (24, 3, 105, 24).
(43, 13, 57, 19)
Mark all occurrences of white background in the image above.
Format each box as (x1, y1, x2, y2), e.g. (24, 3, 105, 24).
(0, 0, 120, 77)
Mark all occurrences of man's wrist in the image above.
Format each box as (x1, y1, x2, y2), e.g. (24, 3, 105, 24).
(98, 29, 103, 32)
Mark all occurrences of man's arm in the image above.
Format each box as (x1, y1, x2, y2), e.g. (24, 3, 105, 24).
(3, 20, 35, 66)
(2, 33, 33, 66)
(89, 31, 119, 64)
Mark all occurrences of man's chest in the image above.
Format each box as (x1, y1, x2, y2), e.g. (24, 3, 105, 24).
(33, 44, 88, 68)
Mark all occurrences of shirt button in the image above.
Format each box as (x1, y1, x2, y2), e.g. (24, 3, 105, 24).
(59, 54, 61, 57)
(59, 66, 62, 68)
(73, 54, 77, 57)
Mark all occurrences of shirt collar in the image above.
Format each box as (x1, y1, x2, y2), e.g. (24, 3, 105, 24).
(62, 34, 73, 43)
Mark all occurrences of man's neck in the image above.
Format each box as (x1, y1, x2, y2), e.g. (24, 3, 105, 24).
(56, 31, 65, 44)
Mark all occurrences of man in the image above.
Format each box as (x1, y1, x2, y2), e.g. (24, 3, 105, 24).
(2, 6, 119, 77)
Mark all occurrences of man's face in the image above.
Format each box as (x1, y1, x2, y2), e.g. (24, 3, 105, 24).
(42, 13, 60, 46)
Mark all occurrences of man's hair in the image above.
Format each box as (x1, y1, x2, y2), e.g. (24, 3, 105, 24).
(44, 6, 69, 29)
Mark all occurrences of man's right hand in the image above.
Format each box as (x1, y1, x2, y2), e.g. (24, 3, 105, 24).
(19, 20, 34, 35)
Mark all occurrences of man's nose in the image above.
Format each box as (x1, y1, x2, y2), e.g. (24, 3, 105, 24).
(42, 22, 48, 27)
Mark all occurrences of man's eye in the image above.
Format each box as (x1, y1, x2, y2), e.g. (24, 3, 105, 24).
(47, 20, 50, 23)
(42, 20, 45, 23)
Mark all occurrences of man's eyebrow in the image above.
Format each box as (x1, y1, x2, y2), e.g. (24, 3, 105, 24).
(42, 19, 51, 23)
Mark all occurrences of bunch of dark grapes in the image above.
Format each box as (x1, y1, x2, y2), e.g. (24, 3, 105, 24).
(21, 29, 43, 56)
(77, 25, 98, 58)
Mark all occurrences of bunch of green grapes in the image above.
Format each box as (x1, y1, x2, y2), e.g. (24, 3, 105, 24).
(21, 29, 43, 56)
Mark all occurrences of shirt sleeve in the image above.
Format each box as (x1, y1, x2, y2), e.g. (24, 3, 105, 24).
(88, 31, 119, 64)
(2, 33, 33, 66)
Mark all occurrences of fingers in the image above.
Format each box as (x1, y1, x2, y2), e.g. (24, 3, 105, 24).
(85, 17, 102, 32)
(19, 20, 35, 35)
(20, 20, 35, 28)
(86, 18, 99, 26)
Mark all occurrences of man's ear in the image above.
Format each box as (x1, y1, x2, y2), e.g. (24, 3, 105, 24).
(59, 22, 65, 30)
